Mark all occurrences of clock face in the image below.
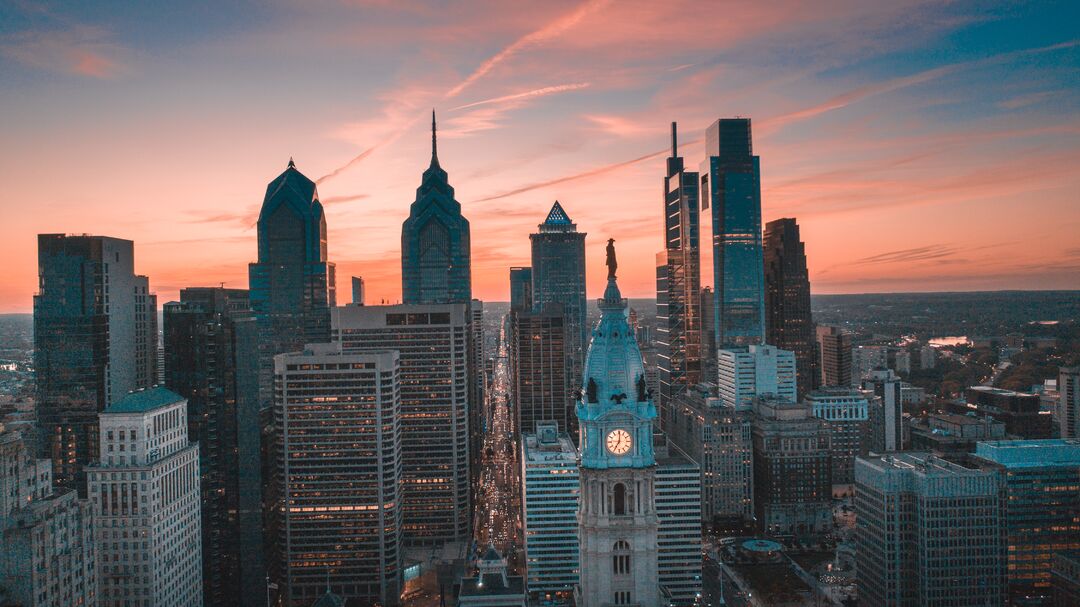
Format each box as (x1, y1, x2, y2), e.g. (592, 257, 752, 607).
(606, 429, 633, 455)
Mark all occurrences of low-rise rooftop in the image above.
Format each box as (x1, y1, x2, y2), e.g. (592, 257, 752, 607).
(106, 386, 184, 414)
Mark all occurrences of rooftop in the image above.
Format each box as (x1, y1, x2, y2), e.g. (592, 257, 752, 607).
(974, 439, 1080, 467)
(107, 386, 184, 414)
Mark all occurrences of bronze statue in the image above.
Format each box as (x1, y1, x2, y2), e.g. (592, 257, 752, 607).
(606, 238, 617, 279)
(586, 377, 598, 404)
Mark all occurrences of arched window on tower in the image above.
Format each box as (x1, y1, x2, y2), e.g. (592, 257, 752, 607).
(613, 483, 626, 516)
(612, 540, 631, 576)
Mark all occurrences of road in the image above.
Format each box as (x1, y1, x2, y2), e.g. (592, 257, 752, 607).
(473, 315, 521, 569)
(703, 555, 748, 607)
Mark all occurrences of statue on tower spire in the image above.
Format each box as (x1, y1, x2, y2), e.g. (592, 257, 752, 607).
(606, 238, 618, 279)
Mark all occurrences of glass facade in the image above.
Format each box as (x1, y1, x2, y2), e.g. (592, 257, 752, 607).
(764, 218, 818, 399)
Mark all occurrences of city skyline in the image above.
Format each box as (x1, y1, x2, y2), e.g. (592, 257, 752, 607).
(1, 2, 1079, 312)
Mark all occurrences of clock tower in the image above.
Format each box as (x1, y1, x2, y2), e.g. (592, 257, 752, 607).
(576, 240, 660, 607)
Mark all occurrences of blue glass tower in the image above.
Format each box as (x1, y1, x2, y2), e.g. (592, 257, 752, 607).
(402, 112, 472, 304)
(248, 159, 337, 406)
(700, 118, 765, 348)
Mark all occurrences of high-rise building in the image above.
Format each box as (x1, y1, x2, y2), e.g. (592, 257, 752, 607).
(700, 287, 715, 366)
(852, 345, 891, 385)
(520, 422, 580, 599)
(751, 397, 832, 536)
(351, 276, 365, 305)
(656, 122, 702, 426)
(654, 439, 703, 606)
(763, 218, 817, 399)
(34, 234, 157, 493)
(716, 345, 796, 411)
(816, 324, 852, 388)
(576, 244, 661, 607)
(973, 440, 1080, 602)
(271, 345, 402, 606)
(854, 453, 1006, 607)
(509, 267, 533, 313)
(0, 427, 97, 607)
(469, 298, 485, 506)
(511, 304, 572, 438)
(959, 385, 1053, 439)
(700, 118, 764, 349)
(862, 368, 903, 452)
(333, 304, 471, 545)
(401, 112, 471, 306)
(530, 201, 587, 390)
(89, 387, 202, 607)
(248, 160, 337, 409)
(667, 384, 754, 528)
(163, 287, 263, 607)
(1058, 367, 1079, 439)
(806, 388, 869, 490)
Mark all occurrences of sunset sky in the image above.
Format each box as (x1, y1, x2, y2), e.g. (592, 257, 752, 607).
(1, 1, 1078, 313)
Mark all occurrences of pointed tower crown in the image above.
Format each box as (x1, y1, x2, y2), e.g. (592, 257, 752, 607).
(538, 200, 577, 233)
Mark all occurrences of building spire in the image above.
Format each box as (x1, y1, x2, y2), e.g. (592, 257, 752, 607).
(430, 109, 439, 167)
(288, 156, 295, 168)
(671, 122, 678, 157)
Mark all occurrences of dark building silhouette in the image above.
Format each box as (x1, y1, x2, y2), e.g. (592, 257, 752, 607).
(248, 160, 336, 408)
(401, 112, 471, 305)
(510, 303, 572, 439)
(509, 266, 533, 313)
(163, 287, 264, 607)
(530, 201, 587, 389)
(657, 122, 702, 428)
(700, 118, 765, 349)
(34, 234, 156, 494)
(763, 218, 818, 399)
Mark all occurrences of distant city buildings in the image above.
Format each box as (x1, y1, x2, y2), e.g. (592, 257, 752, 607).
(717, 345, 797, 410)
(89, 387, 202, 607)
(958, 385, 1053, 439)
(816, 324, 852, 388)
(852, 345, 890, 385)
(271, 345, 402, 606)
(520, 423, 579, 599)
(763, 218, 817, 400)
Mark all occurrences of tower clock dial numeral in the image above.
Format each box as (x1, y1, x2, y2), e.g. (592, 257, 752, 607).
(606, 429, 632, 455)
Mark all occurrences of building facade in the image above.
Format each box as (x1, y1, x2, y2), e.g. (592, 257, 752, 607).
(333, 304, 471, 545)
(717, 345, 797, 411)
(863, 368, 903, 452)
(654, 440, 703, 606)
(509, 267, 533, 313)
(806, 388, 869, 489)
(700, 118, 765, 349)
(1060, 367, 1079, 439)
(961, 385, 1052, 439)
(763, 218, 817, 400)
(816, 325, 852, 388)
(511, 304, 572, 438)
(88, 388, 202, 607)
(272, 345, 402, 606)
(520, 423, 580, 599)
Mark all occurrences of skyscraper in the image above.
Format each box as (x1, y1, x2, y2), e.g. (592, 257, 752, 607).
(862, 368, 903, 452)
(520, 422, 580, 599)
(1060, 366, 1079, 439)
(657, 122, 702, 424)
(248, 160, 337, 408)
(34, 234, 157, 493)
(716, 345, 797, 410)
(271, 345, 402, 606)
(510, 303, 572, 438)
(654, 440, 703, 606)
(89, 387, 203, 607)
(816, 324, 852, 387)
(576, 241, 661, 607)
(700, 118, 765, 349)
(509, 266, 533, 313)
(530, 201, 587, 389)
(333, 304, 471, 545)
(763, 218, 817, 399)
(401, 112, 471, 305)
(163, 287, 263, 607)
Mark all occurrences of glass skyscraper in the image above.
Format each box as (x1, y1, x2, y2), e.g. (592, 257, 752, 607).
(764, 217, 818, 399)
(700, 118, 765, 349)
(401, 112, 472, 305)
(530, 201, 586, 389)
(248, 159, 337, 408)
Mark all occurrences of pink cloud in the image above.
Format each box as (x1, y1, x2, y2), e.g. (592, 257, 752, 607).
(0, 26, 129, 79)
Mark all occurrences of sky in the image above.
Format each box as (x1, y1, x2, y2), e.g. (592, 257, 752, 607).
(0, 0, 1078, 313)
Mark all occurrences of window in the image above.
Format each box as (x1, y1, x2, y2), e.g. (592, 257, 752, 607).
(614, 483, 627, 515)
(613, 540, 631, 575)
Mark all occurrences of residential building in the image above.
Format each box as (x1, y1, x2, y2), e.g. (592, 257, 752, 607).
(716, 345, 796, 411)
(763, 218, 817, 399)
(88, 387, 202, 607)
(271, 345, 402, 606)
(520, 423, 579, 599)
(806, 387, 869, 489)
(816, 325, 852, 388)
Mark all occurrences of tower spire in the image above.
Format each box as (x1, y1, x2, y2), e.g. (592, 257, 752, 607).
(431, 109, 439, 166)
(671, 122, 678, 157)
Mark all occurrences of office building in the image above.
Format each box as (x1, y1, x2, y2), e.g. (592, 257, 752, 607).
(908, 412, 1005, 455)
(763, 218, 817, 400)
(667, 384, 753, 527)
(248, 160, 337, 409)
(700, 287, 715, 366)
(401, 112, 471, 305)
(520, 423, 579, 599)
(863, 368, 903, 452)
(751, 397, 832, 536)
(163, 287, 263, 607)
(509, 267, 533, 313)
(816, 325, 852, 388)
(511, 304, 572, 438)
(854, 453, 1006, 607)
(88, 387, 202, 607)
(0, 427, 97, 607)
(959, 386, 1053, 439)
(1060, 367, 1079, 439)
(655, 440, 703, 606)
(530, 201, 587, 390)
(806, 387, 869, 489)
(1052, 552, 1080, 607)
(457, 547, 527, 607)
(576, 244, 661, 607)
(717, 345, 796, 411)
(34, 234, 157, 492)
(271, 345, 402, 606)
(333, 304, 471, 545)
(656, 123, 702, 424)
(973, 440, 1080, 602)
(700, 118, 764, 349)
(351, 276, 365, 305)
